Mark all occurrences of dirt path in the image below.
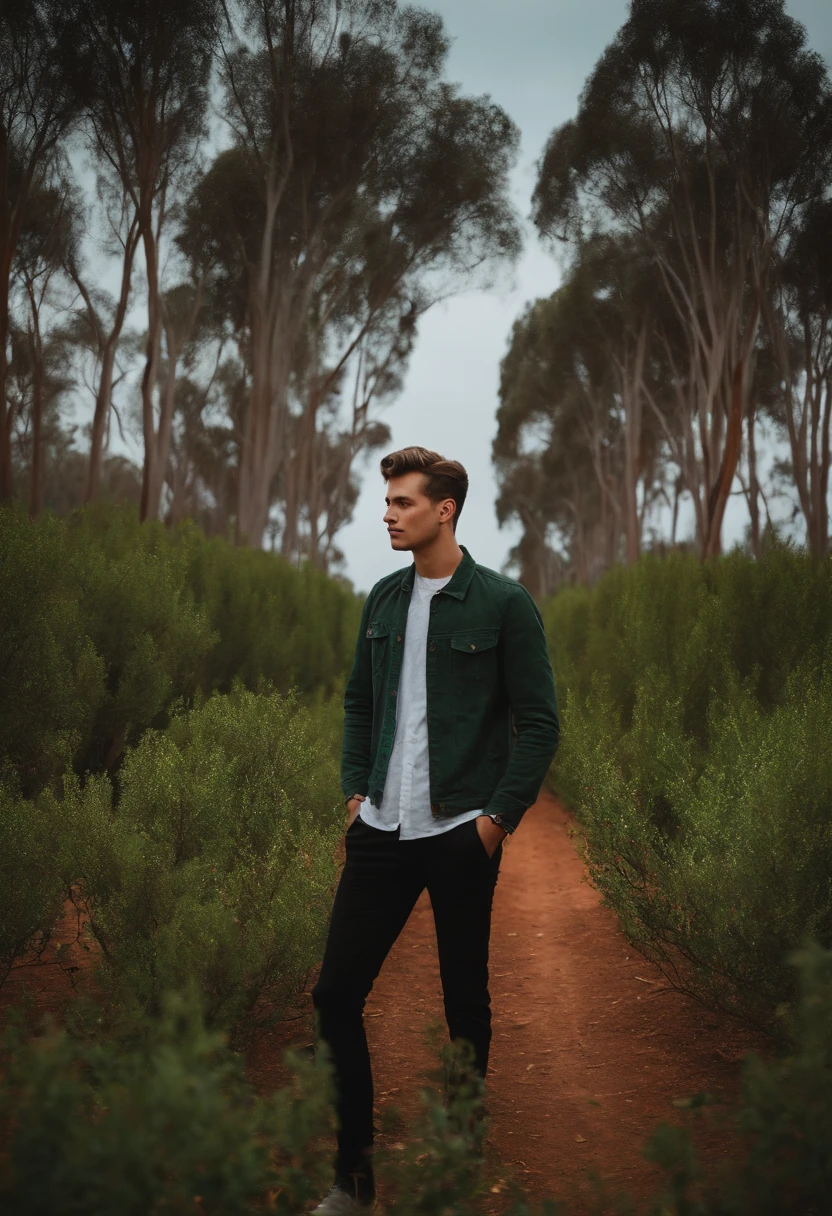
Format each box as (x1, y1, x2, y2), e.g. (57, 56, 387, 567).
(4, 792, 763, 1211)
(252, 791, 762, 1209)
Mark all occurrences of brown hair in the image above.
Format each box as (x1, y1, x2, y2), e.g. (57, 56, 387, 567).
(380, 446, 469, 532)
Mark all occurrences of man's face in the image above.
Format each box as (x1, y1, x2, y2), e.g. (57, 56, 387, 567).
(383, 471, 454, 550)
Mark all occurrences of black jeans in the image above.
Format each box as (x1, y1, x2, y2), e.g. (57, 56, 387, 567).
(311, 813, 503, 1174)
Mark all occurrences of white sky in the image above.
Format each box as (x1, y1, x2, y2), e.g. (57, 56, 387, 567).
(337, 0, 832, 594)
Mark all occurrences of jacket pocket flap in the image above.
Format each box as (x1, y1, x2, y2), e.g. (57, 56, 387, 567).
(451, 628, 499, 653)
(365, 620, 390, 639)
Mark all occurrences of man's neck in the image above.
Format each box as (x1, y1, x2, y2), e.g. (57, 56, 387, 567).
(412, 535, 464, 581)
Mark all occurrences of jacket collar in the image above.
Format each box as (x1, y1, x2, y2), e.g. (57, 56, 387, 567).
(398, 545, 476, 600)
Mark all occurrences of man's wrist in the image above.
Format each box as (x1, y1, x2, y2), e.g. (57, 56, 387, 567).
(482, 812, 510, 836)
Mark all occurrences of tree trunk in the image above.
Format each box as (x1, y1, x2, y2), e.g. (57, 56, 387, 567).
(670, 475, 681, 547)
(622, 322, 647, 564)
(139, 220, 165, 523)
(746, 400, 761, 559)
(82, 216, 139, 504)
(28, 336, 44, 518)
(808, 373, 831, 557)
(702, 298, 760, 559)
(0, 236, 14, 501)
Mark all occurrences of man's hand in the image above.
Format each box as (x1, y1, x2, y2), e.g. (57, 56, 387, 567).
(345, 794, 366, 830)
(476, 814, 507, 859)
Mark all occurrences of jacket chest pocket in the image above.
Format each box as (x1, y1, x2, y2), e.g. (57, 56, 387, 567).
(450, 628, 499, 687)
(366, 620, 391, 679)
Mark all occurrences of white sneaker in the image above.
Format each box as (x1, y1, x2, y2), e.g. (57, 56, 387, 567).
(311, 1184, 376, 1214)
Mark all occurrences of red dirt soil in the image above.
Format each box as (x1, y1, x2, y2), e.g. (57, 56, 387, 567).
(249, 792, 765, 1211)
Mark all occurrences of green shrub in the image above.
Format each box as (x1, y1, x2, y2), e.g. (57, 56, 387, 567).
(544, 548, 832, 1025)
(0, 505, 104, 795)
(0, 503, 360, 793)
(644, 942, 832, 1216)
(0, 995, 334, 1215)
(0, 782, 65, 988)
(66, 506, 216, 774)
(0, 1003, 539, 1216)
(182, 532, 361, 699)
(58, 686, 342, 1032)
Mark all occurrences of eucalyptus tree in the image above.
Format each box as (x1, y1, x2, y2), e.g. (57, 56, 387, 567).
(493, 234, 668, 585)
(11, 179, 81, 516)
(64, 176, 141, 506)
(533, 0, 832, 558)
(78, 0, 221, 523)
(765, 200, 832, 557)
(0, 0, 87, 500)
(280, 272, 414, 566)
(494, 289, 617, 589)
(183, 0, 520, 548)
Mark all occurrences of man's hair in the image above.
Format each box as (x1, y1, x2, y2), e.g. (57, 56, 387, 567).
(380, 446, 469, 532)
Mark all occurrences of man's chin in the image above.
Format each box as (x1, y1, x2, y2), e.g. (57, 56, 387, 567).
(388, 533, 411, 550)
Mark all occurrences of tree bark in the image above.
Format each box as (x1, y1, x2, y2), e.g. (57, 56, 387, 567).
(0, 235, 16, 500)
(746, 401, 761, 559)
(75, 216, 140, 504)
(139, 216, 166, 522)
(702, 297, 760, 559)
(27, 324, 44, 518)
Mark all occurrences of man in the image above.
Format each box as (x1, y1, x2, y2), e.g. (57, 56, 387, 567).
(311, 446, 559, 1212)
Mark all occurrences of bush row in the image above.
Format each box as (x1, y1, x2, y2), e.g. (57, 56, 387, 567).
(3, 944, 832, 1214)
(1, 687, 343, 1031)
(543, 547, 832, 1028)
(0, 503, 361, 795)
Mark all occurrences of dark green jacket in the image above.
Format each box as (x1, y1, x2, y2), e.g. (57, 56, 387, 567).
(341, 546, 559, 835)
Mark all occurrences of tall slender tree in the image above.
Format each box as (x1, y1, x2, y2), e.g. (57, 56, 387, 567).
(182, 0, 520, 547)
(79, 0, 220, 522)
(533, 0, 832, 558)
(765, 200, 832, 557)
(0, 0, 86, 500)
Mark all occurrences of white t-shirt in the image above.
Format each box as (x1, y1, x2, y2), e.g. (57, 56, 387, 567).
(360, 571, 484, 839)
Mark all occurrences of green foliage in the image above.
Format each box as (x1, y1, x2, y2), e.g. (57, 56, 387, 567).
(0, 503, 104, 795)
(4, 946, 832, 1214)
(55, 686, 342, 1031)
(643, 942, 832, 1216)
(182, 529, 361, 698)
(0, 994, 334, 1215)
(0, 503, 360, 794)
(0, 781, 65, 987)
(544, 549, 832, 1025)
(67, 505, 216, 774)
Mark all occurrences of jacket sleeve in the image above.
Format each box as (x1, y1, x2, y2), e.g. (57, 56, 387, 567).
(340, 592, 375, 801)
(483, 583, 559, 833)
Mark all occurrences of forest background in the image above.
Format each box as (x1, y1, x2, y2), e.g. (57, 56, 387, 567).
(4, 0, 832, 588)
(3, 0, 832, 1212)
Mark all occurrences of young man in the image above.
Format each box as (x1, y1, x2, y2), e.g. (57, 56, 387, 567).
(312, 447, 559, 1212)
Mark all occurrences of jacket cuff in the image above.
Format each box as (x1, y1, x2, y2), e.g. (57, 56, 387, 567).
(342, 782, 369, 802)
(481, 792, 528, 835)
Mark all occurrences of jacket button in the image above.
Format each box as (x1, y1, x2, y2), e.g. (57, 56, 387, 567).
(366, 629, 372, 637)
(439, 802, 445, 810)
(429, 643, 436, 652)
(470, 643, 476, 650)
(397, 635, 402, 642)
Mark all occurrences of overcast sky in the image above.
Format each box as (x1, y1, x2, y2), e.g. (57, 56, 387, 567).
(337, 0, 832, 595)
